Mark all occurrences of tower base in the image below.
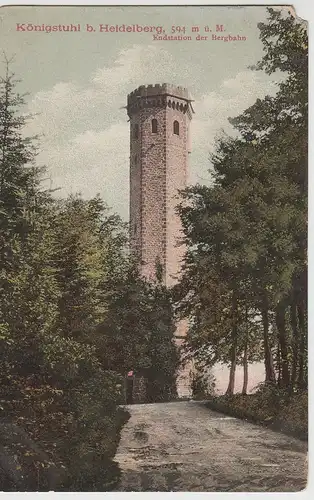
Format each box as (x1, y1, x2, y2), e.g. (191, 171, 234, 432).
(175, 335, 193, 399)
(176, 364, 193, 398)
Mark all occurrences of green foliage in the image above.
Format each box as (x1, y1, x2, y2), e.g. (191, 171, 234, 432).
(176, 8, 307, 395)
(0, 68, 128, 491)
(206, 384, 307, 440)
(191, 366, 216, 400)
(0, 64, 180, 490)
(98, 265, 180, 402)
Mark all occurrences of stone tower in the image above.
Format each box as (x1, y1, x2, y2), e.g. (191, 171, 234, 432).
(127, 83, 193, 398)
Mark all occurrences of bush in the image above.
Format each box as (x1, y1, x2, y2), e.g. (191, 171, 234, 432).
(191, 369, 216, 400)
(276, 391, 308, 438)
(0, 341, 130, 491)
(206, 383, 307, 440)
(63, 406, 130, 491)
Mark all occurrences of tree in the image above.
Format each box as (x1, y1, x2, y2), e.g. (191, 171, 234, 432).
(176, 8, 307, 394)
(98, 262, 179, 402)
(0, 67, 128, 491)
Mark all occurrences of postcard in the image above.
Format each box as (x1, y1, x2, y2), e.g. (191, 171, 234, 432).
(0, 4, 308, 492)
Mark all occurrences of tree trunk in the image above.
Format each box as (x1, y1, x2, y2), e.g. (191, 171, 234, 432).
(297, 303, 306, 389)
(242, 344, 248, 395)
(226, 344, 237, 396)
(275, 300, 290, 388)
(261, 306, 276, 383)
(242, 305, 249, 395)
(225, 293, 237, 396)
(276, 343, 282, 387)
(290, 299, 299, 390)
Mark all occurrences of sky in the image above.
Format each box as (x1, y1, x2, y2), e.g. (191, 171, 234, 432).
(0, 4, 285, 222)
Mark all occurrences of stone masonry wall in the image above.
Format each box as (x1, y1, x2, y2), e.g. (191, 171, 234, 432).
(128, 86, 190, 283)
(132, 105, 167, 280)
(165, 102, 188, 287)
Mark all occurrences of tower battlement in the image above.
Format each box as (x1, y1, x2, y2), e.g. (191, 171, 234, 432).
(127, 84, 191, 118)
(128, 83, 189, 99)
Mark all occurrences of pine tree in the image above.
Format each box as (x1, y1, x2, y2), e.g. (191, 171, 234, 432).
(176, 8, 307, 393)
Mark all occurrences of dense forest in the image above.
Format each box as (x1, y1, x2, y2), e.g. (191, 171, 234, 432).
(0, 64, 178, 489)
(176, 8, 308, 397)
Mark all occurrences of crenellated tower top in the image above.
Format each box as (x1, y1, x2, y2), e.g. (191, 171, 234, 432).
(127, 83, 193, 119)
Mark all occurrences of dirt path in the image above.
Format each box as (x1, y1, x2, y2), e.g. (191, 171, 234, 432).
(114, 401, 307, 492)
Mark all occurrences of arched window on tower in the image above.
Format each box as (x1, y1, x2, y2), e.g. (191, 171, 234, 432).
(152, 119, 158, 133)
(133, 124, 139, 139)
(173, 120, 179, 136)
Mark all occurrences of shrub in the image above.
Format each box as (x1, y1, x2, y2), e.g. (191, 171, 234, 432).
(206, 383, 307, 440)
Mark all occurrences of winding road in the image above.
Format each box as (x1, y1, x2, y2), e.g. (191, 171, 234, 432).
(114, 401, 307, 492)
